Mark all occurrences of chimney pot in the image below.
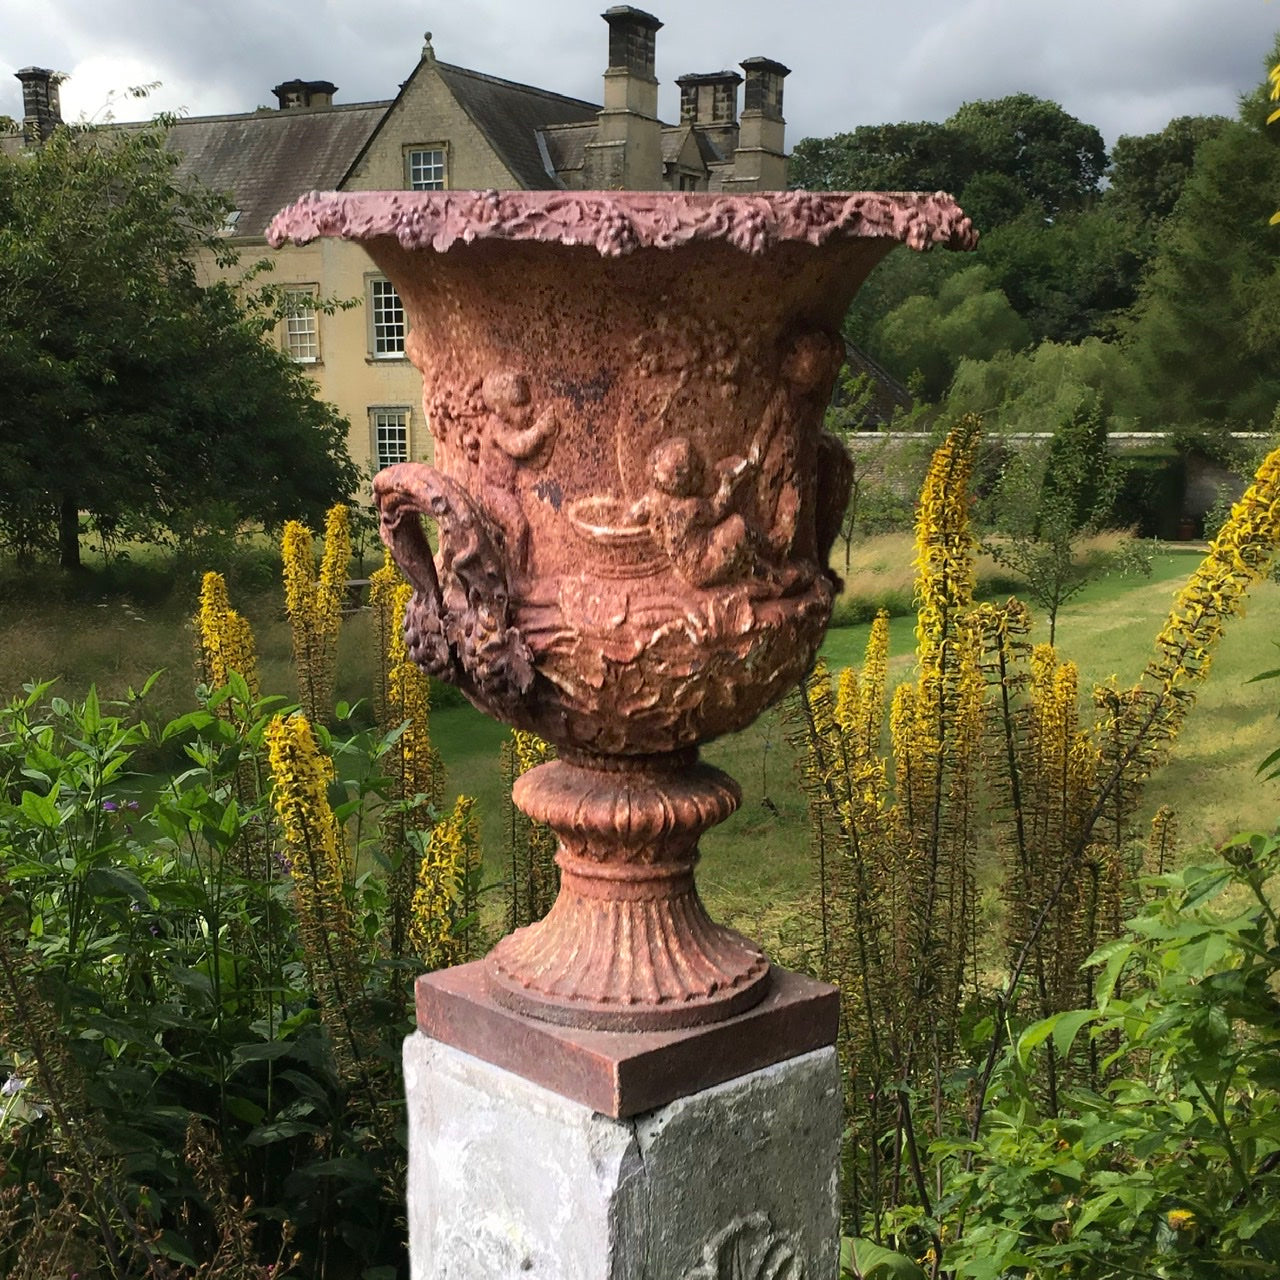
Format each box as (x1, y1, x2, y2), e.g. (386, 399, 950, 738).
(15, 66, 64, 146)
(740, 56, 790, 120)
(602, 6, 663, 79)
(676, 70, 743, 125)
(271, 78, 338, 110)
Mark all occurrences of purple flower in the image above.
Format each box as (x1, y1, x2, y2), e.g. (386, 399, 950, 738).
(101, 800, 118, 812)
(2, 1074, 25, 1097)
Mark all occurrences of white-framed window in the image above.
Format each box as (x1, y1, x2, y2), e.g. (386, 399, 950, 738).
(369, 277, 405, 358)
(406, 146, 447, 190)
(282, 288, 319, 362)
(371, 408, 411, 471)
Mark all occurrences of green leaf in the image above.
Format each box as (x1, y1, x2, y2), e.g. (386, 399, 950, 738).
(246, 1118, 323, 1146)
(844, 1237, 928, 1280)
(231, 1040, 294, 1068)
(153, 1229, 199, 1267)
(19, 787, 60, 828)
(225, 1095, 266, 1125)
(1017, 1009, 1098, 1067)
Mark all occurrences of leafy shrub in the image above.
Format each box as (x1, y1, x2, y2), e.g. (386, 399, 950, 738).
(0, 672, 472, 1277)
(929, 842, 1280, 1279)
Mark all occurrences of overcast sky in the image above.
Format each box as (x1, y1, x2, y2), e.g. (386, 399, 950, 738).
(2, 0, 1278, 152)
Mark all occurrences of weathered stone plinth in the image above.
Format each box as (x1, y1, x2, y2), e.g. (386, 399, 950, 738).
(404, 1033, 841, 1279)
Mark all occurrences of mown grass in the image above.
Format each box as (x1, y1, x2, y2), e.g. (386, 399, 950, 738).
(2, 540, 1277, 936)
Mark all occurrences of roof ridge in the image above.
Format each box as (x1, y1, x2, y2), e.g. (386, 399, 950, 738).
(167, 100, 392, 126)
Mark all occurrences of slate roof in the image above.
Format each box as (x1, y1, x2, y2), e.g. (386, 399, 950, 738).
(435, 62, 599, 190)
(166, 103, 388, 237)
(539, 121, 595, 178)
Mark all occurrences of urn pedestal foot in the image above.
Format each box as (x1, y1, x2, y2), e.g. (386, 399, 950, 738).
(483, 754, 771, 1031)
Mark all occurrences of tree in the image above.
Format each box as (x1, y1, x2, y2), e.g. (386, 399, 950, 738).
(0, 120, 359, 569)
(1105, 114, 1232, 231)
(984, 398, 1147, 644)
(872, 265, 1030, 401)
(974, 207, 1146, 344)
(946, 93, 1107, 218)
(1122, 118, 1280, 430)
(789, 120, 977, 196)
(791, 94, 1106, 226)
(945, 337, 1139, 433)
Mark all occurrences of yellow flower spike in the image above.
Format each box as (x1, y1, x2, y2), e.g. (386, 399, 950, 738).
(1099, 444, 1280, 799)
(196, 570, 260, 700)
(265, 713, 368, 1079)
(410, 794, 480, 970)
(834, 667, 860, 737)
(316, 503, 352, 639)
(280, 509, 349, 722)
(280, 521, 315, 624)
(502, 729, 559, 928)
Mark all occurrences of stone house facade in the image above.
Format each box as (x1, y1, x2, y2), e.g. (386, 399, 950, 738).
(8, 6, 792, 474)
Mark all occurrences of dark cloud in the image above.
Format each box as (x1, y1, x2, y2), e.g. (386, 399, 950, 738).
(2, 0, 1277, 152)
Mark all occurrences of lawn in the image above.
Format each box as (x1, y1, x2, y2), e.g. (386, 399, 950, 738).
(2, 540, 1276, 946)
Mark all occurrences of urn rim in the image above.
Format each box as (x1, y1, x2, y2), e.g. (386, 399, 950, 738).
(266, 188, 977, 259)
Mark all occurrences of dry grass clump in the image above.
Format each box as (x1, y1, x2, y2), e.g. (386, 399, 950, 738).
(831, 530, 1023, 625)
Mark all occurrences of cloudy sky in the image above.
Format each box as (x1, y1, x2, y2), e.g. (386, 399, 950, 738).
(2, 0, 1278, 151)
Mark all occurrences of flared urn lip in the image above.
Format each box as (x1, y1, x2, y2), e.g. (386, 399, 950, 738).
(266, 188, 977, 259)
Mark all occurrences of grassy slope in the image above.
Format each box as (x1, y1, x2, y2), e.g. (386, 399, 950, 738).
(2, 545, 1276, 932)
(695, 548, 1280, 927)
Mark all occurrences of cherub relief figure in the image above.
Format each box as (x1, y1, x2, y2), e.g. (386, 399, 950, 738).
(474, 370, 559, 573)
(627, 434, 760, 589)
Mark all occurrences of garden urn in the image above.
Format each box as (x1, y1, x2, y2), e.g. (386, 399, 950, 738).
(268, 189, 976, 1032)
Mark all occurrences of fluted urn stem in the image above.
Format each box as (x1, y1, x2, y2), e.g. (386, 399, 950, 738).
(485, 752, 770, 1031)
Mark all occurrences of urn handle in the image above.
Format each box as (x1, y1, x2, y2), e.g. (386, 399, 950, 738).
(372, 462, 536, 712)
(372, 462, 445, 605)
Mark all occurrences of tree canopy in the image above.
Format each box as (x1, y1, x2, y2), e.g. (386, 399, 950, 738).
(790, 93, 1106, 225)
(793, 42, 1280, 428)
(0, 121, 358, 568)
(1121, 115, 1280, 429)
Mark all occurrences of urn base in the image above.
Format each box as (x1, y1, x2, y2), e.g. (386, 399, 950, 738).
(482, 754, 772, 1031)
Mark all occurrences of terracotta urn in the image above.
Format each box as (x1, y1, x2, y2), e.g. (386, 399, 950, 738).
(268, 190, 976, 1031)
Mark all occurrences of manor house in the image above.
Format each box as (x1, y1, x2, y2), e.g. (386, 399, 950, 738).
(11, 7, 792, 474)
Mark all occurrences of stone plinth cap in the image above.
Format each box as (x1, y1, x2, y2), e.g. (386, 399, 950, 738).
(267, 189, 978, 258)
(415, 961, 841, 1116)
(676, 70, 744, 86)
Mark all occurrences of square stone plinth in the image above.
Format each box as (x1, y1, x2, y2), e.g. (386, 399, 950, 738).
(404, 1034, 841, 1280)
(415, 961, 839, 1118)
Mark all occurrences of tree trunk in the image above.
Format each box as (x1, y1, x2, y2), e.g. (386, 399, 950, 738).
(58, 493, 82, 570)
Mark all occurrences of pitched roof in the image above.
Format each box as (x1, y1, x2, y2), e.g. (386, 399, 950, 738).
(166, 102, 387, 237)
(539, 121, 595, 177)
(433, 61, 599, 190)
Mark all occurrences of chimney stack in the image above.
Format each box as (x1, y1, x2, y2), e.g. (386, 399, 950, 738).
(15, 67, 63, 147)
(676, 69, 743, 161)
(271, 79, 338, 110)
(584, 6, 664, 190)
(731, 57, 790, 191)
